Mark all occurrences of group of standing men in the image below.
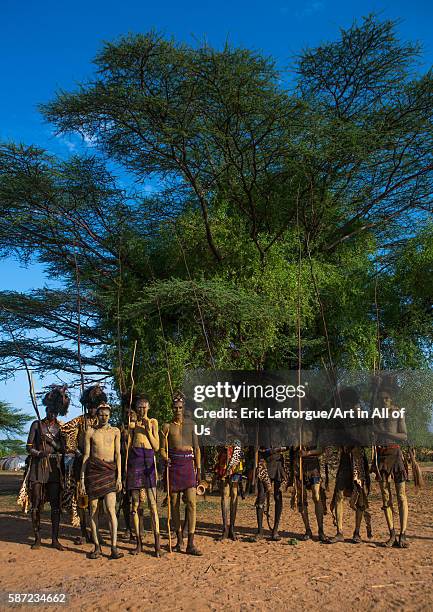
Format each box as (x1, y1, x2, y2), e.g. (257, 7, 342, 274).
(24, 384, 411, 558)
(25, 386, 203, 558)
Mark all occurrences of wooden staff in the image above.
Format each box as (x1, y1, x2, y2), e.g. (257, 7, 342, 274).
(3, 316, 49, 476)
(123, 340, 138, 488)
(164, 430, 172, 553)
(296, 199, 304, 508)
(73, 244, 86, 429)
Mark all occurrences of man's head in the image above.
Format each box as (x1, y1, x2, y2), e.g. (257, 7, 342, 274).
(80, 385, 108, 418)
(339, 386, 360, 409)
(96, 403, 112, 427)
(378, 388, 393, 409)
(172, 391, 185, 421)
(134, 394, 150, 420)
(42, 385, 70, 420)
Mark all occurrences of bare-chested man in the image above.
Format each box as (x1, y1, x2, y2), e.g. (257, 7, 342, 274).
(80, 404, 124, 559)
(372, 387, 409, 548)
(126, 394, 161, 556)
(61, 385, 107, 545)
(160, 392, 202, 556)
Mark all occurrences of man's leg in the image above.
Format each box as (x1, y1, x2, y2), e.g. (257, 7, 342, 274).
(87, 498, 102, 558)
(129, 490, 141, 554)
(229, 480, 239, 541)
(74, 507, 91, 544)
(311, 483, 326, 541)
(271, 480, 282, 541)
(254, 480, 266, 540)
(379, 479, 396, 547)
(122, 491, 134, 541)
(328, 489, 345, 543)
(299, 480, 313, 540)
(185, 487, 202, 555)
(105, 491, 124, 559)
(170, 491, 182, 551)
(352, 489, 368, 543)
(146, 487, 162, 557)
(219, 480, 230, 540)
(395, 481, 409, 548)
(30, 482, 42, 549)
(353, 506, 363, 543)
(47, 481, 64, 551)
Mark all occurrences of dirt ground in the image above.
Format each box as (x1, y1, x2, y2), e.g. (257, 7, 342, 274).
(0, 471, 432, 612)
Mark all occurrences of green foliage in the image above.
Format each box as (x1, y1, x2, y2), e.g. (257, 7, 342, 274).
(0, 400, 31, 437)
(0, 439, 27, 457)
(0, 16, 432, 431)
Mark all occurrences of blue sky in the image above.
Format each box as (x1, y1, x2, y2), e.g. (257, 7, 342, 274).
(1, 0, 432, 424)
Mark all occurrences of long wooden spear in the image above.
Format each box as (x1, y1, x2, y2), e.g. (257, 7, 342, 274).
(2, 312, 48, 474)
(164, 429, 172, 553)
(123, 340, 137, 488)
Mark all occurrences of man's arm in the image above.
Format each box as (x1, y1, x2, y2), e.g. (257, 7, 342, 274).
(160, 424, 169, 461)
(192, 429, 201, 480)
(80, 428, 92, 494)
(393, 415, 408, 442)
(301, 447, 322, 457)
(26, 421, 50, 458)
(145, 418, 160, 452)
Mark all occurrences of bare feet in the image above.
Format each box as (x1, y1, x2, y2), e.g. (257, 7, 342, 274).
(300, 529, 313, 541)
(229, 528, 238, 541)
(51, 540, 65, 551)
(129, 541, 141, 555)
(318, 531, 328, 543)
(270, 530, 281, 542)
(110, 547, 124, 559)
(31, 539, 41, 550)
(327, 532, 344, 544)
(218, 527, 229, 541)
(398, 533, 409, 548)
(87, 547, 102, 559)
(186, 534, 202, 556)
(352, 531, 362, 544)
(174, 532, 183, 552)
(384, 529, 396, 548)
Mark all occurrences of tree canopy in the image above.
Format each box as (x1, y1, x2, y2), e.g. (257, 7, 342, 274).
(0, 16, 432, 431)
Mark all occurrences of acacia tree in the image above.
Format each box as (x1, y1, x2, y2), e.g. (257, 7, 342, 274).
(0, 16, 432, 420)
(0, 400, 31, 456)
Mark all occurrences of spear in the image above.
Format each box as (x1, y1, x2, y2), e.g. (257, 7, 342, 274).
(123, 340, 137, 488)
(164, 429, 172, 553)
(2, 313, 49, 474)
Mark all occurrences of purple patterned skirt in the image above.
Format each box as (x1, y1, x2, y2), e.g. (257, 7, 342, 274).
(126, 447, 156, 490)
(167, 450, 197, 492)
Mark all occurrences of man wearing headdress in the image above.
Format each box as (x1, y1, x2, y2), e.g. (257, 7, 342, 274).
(160, 391, 202, 555)
(26, 385, 70, 550)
